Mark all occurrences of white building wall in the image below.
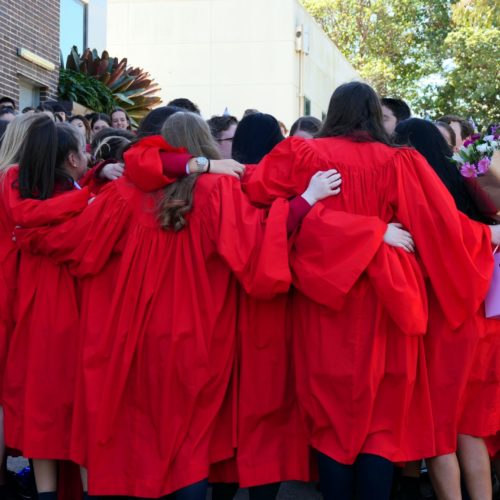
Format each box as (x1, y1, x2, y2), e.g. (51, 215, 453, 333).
(106, 0, 359, 128)
(87, 0, 108, 53)
(293, 4, 360, 120)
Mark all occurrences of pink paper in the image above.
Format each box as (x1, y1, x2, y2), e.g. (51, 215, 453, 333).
(485, 252, 500, 318)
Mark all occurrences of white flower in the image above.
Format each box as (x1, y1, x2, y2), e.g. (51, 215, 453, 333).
(452, 152, 465, 164)
(477, 143, 491, 154)
(484, 135, 495, 142)
(489, 140, 499, 149)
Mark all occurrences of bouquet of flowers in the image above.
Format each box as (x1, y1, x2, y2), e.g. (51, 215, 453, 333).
(452, 126, 500, 220)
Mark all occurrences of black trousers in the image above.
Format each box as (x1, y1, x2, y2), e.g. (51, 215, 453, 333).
(211, 481, 281, 500)
(318, 452, 394, 500)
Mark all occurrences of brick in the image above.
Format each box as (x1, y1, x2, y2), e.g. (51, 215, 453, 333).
(0, 0, 60, 106)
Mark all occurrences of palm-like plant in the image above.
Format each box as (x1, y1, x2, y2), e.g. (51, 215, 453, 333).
(60, 46, 162, 127)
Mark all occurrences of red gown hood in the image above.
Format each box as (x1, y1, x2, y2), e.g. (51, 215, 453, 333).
(123, 135, 187, 192)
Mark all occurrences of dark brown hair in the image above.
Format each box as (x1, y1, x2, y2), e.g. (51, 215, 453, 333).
(437, 115, 474, 140)
(69, 114, 91, 143)
(110, 107, 132, 130)
(435, 121, 457, 148)
(17, 114, 62, 199)
(317, 82, 393, 146)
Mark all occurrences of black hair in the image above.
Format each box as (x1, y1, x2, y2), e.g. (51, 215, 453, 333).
(232, 113, 284, 164)
(35, 103, 53, 113)
(380, 98, 411, 123)
(55, 122, 84, 171)
(0, 96, 16, 109)
(394, 118, 487, 222)
(243, 109, 259, 117)
(207, 115, 239, 139)
(167, 98, 200, 115)
(17, 114, 73, 199)
(136, 106, 184, 138)
(290, 116, 322, 137)
(91, 127, 134, 161)
(90, 113, 111, 129)
(50, 102, 67, 114)
(317, 82, 393, 146)
(0, 108, 15, 119)
(43, 102, 68, 122)
(0, 120, 9, 147)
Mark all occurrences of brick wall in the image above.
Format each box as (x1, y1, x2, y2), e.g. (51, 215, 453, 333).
(0, 0, 60, 109)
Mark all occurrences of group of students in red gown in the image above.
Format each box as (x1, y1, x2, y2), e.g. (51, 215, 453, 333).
(0, 82, 498, 500)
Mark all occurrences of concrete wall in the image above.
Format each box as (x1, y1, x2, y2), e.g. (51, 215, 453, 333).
(294, 4, 360, 120)
(107, 0, 359, 128)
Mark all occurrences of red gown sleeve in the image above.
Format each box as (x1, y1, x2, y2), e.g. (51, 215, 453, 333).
(243, 137, 325, 204)
(79, 160, 116, 193)
(391, 148, 493, 329)
(160, 151, 192, 177)
(3, 168, 91, 227)
(202, 176, 291, 299)
(290, 204, 388, 309)
(287, 196, 312, 234)
(123, 135, 188, 192)
(14, 182, 130, 278)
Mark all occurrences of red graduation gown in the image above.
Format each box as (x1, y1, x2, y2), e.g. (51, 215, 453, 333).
(209, 213, 394, 486)
(0, 167, 90, 459)
(15, 137, 191, 469)
(95, 175, 291, 497)
(207, 163, 395, 486)
(457, 314, 500, 440)
(486, 432, 500, 459)
(208, 290, 313, 487)
(244, 136, 493, 464)
(16, 167, 292, 497)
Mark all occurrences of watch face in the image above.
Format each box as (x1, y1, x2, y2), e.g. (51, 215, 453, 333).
(196, 156, 208, 167)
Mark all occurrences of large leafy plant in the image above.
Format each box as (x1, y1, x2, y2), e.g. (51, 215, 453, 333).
(59, 46, 162, 127)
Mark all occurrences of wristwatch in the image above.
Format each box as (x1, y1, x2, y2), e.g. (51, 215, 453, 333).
(194, 156, 209, 173)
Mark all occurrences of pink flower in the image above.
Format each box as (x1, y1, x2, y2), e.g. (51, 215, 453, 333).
(477, 158, 491, 174)
(460, 162, 478, 178)
(463, 139, 474, 147)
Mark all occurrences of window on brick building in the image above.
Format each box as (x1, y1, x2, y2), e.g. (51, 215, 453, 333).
(19, 80, 41, 110)
(60, 0, 88, 58)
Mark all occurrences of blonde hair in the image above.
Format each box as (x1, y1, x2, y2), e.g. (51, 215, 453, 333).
(161, 112, 221, 160)
(0, 113, 39, 174)
(158, 112, 221, 231)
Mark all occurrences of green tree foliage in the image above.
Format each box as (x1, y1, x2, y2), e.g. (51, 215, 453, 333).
(301, 0, 499, 126)
(422, 0, 499, 125)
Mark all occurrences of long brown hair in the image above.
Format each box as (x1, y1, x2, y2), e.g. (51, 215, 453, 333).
(317, 82, 394, 146)
(158, 112, 221, 231)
